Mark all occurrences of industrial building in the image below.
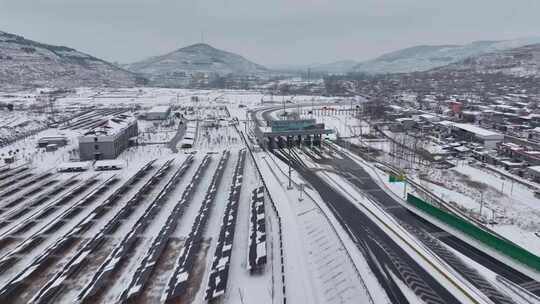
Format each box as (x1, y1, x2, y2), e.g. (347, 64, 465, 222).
(78, 114, 138, 161)
(144, 105, 171, 120)
(38, 136, 68, 148)
(451, 123, 504, 148)
(527, 165, 540, 183)
(437, 121, 504, 149)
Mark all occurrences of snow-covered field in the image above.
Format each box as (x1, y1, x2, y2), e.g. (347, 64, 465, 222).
(0, 87, 356, 304)
(414, 162, 540, 255)
(0, 87, 539, 303)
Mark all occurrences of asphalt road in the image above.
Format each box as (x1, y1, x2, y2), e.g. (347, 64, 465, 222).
(168, 120, 187, 153)
(271, 149, 459, 304)
(306, 143, 540, 302)
(254, 104, 540, 303)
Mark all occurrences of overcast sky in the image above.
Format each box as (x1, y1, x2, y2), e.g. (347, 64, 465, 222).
(1, 0, 540, 66)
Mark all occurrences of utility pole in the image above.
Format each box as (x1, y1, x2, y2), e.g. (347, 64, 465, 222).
(510, 180, 514, 194)
(245, 111, 248, 135)
(282, 96, 286, 120)
(403, 172, 407, 199)
(288, 138, 293, 190)
(479, 191, 484, 219)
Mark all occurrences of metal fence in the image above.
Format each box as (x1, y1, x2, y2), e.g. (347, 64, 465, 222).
(407, 193, 540, 272)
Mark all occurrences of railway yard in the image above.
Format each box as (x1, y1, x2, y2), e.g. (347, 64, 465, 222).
(0, 88, 538, 304)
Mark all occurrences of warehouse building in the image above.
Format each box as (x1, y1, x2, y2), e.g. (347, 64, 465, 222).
(437, 121, 504, 149)
(78, 114, 138, 161)
(144, 105, 171, 120)
(451, 123, 504, 148)
(527, 165, 540, 183)
(38, 136, 68, 148)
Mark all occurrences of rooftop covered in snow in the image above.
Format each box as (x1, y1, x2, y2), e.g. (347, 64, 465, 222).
(82, 113, 136, 137)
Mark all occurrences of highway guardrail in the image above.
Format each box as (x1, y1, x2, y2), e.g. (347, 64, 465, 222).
(407, 193, 540, 273)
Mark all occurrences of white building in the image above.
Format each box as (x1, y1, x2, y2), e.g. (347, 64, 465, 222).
(145, 105, 171, 120)
(78, 114, 138, 161)
(451, 123, 504, 148)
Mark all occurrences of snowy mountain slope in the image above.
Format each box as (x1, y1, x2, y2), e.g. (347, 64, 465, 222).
(125, 43, 269, 84)
(353, 37, 540, 74)
(0, 31, 143, 90)
(432, 43, 540, 78)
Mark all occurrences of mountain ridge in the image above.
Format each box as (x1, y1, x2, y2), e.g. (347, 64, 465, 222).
(431, 43, 540, 78)
(125, 43, 269, 86)
(0, 30, 143, 90)
(352, 37, 540, 74)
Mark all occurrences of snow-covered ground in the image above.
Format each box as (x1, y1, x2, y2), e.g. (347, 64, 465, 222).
(417, 162, 540, 256)
(255, 149, 385, 304)
(321, 113, 540, 258)
(1, 86, 539, 303)
(0, 88, 305, 304)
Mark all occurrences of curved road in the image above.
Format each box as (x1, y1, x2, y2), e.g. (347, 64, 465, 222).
(254, 104, 540, 304)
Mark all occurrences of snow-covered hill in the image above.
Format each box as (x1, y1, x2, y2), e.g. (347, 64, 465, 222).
(432, 43, 540, 78)
(125, 43, 269, 86)
(353, 38, 540, 74)
(0, 31, 143, 90)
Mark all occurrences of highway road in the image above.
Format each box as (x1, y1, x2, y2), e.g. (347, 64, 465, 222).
(272, 147, 460, 304)
(254, 105, 540, 303)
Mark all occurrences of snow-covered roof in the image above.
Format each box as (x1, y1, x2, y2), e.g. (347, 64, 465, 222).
(148, 105, 171, 113)
(452, 123, 503, 139)
(94, 159, 125, 168)
(528, 165, 540, 174)
(58, 161, 91, 170)
(395, 117, 414, 122)
(436, 120, 455, 126)
(417, 113, 439, 121)
(454, 146, 470, 152)
(462, 111, 482, 116)
(83, 113, 136, 137)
